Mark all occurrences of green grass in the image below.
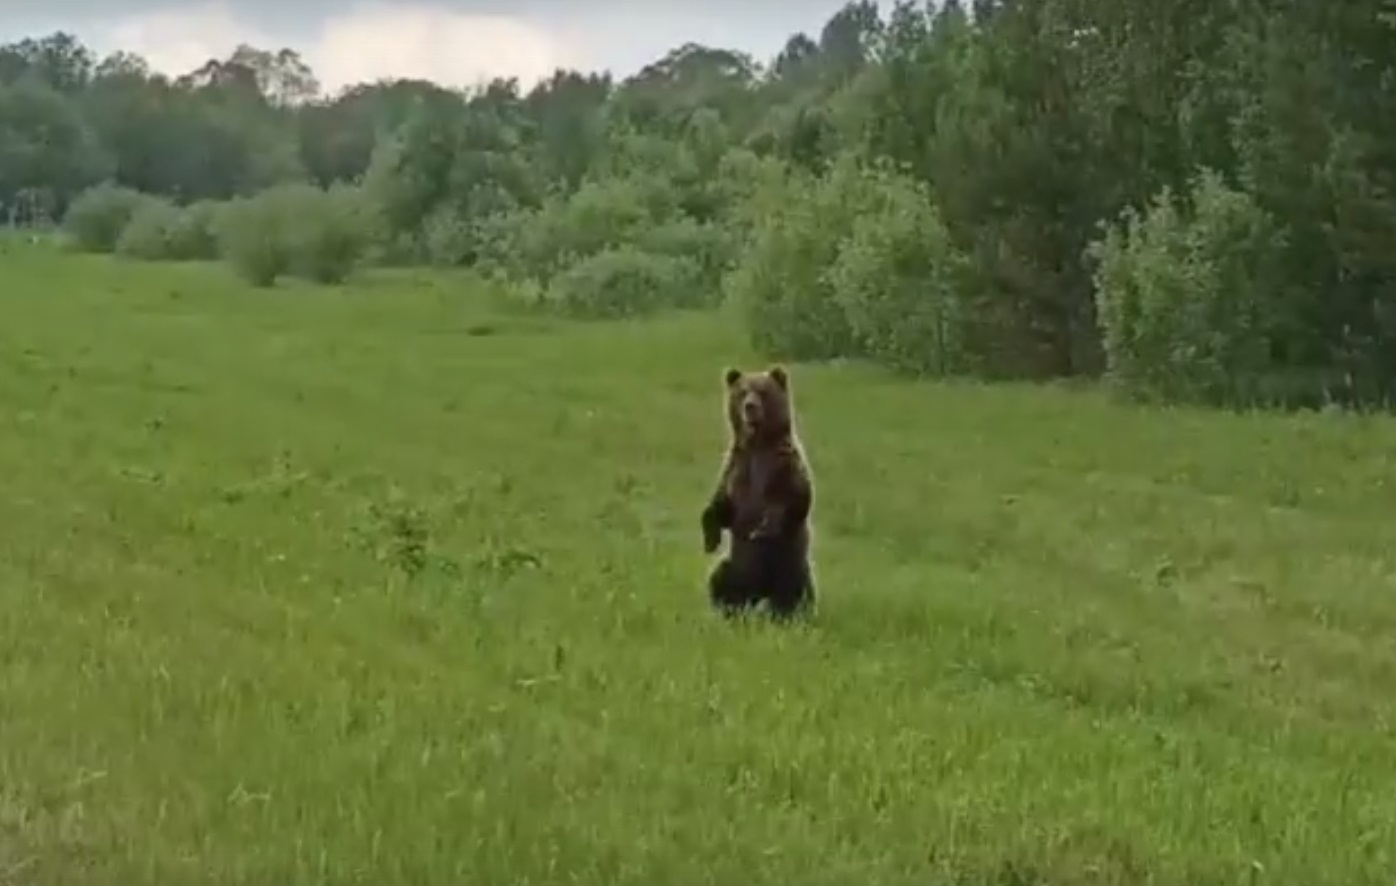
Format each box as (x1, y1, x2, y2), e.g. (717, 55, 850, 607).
(2, 243, 1395, 885)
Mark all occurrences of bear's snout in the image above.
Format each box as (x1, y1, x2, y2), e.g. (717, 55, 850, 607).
(740, 394, 765, 430)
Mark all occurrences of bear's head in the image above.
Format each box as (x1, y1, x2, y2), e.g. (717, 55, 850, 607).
(724, 365, 793, 445)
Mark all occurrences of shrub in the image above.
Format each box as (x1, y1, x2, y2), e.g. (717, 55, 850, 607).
(712, 148, 790, 239)
(216, 183, 372, 287)
(471, 208, 535, 280)
(283, 182, 372, 284)
(479, 174, 682, 288)
(115, 198, 181, 260)
(725, 153, 984, 372)
(1089, 167, 1288, 406)
(723, 153, 876, 360)
(636, 218, 734, 308)
(64, 182, 152, 253)
(171, 201, 222, 260)
(420, 205, 477, 268)
(828, 167, 973, 375)
(543, 246, 702, 319)
(216, 192, 294, 287)
(115, 198, 221, 261)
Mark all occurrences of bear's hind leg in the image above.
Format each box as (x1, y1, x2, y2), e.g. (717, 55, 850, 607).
(709, 557, 758, 618)
(767, 556, 816, 622)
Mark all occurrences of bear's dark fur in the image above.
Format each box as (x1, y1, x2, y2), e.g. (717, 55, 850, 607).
(700, 364, 816, 620)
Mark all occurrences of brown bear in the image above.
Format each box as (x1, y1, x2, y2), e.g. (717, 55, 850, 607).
(700, 364, 816, 620)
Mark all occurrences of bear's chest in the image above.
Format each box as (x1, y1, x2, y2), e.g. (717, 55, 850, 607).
(726, 451, 777, 529)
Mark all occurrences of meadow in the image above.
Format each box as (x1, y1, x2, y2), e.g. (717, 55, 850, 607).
(2, 243, 1395, 885)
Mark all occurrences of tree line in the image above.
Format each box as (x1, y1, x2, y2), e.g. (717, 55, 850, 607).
(3, 1, 1394, 410)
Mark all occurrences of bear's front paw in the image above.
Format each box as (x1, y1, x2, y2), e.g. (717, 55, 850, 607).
(703, 526, 722, 553)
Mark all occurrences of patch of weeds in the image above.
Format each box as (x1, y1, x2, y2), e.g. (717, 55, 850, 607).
(365, 494, 430, 580)
(472, 541, 544, 579)
(218, 451, 310, 503)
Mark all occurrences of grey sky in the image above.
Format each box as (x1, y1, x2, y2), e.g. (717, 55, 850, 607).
(0, 2, 851, 91)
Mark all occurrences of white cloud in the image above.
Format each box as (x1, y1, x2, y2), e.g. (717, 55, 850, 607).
(311, 4, 565, 92)
(94, 2, 568, 93)
(100, 4, 267, 79)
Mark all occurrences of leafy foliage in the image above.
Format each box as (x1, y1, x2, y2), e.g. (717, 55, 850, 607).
(216, 190, 295, 287)
(828, 163, 972, 376)
(722, 158, 860, 360)
(542, 246, 703, 319)
(1090, 169, 1288, 407)
(116, 197, 221, 261)
(281, 182, 373, 284)
(63, 182, 150, 253)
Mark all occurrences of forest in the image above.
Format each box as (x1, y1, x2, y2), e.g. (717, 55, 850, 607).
(3, 0, 1394, 409)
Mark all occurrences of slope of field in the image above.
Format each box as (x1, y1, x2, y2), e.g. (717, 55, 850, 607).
(1, 244, 1394, 885)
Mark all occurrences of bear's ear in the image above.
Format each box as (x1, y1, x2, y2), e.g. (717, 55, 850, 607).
(724, 367, 743, 388)
(767, 364, 789, 390)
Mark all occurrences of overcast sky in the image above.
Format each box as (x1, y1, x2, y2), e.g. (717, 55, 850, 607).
(0, 1, 851, 92)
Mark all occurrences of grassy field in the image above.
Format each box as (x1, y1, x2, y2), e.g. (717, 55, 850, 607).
(1, 243, 1394, 885)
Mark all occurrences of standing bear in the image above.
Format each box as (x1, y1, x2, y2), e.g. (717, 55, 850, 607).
(700, 364, 817, 620)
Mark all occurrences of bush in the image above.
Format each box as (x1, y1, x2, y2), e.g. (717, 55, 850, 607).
(725, 154, 982, 372)
(420, 207, 470, 267)
(478, 174, 682, 287)
(171, 201, 223, 260)
(283, 182, 372, 284)
(64, 183, 152, 253)
(216, 183, 371, 287)
(216, 192, 294, 287)
(542, 246, 703, 319)
(724, 153, 882, 361)
(115, 198, 221, 261)
(114, 198, 180, 260)
(713, 148, 790, 239)
(636, 218, 734, 308)
(471, 209, 534, 279)
(828, 167, 973, 375)
(1089, 167, 1288, 406)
